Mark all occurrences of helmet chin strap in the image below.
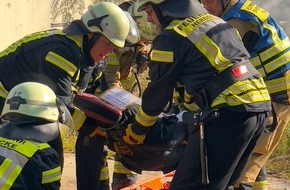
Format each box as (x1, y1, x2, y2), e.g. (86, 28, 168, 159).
(221, 0, 232, 13)
(83, 33, 100, 66)
(87, 33, 101, 50)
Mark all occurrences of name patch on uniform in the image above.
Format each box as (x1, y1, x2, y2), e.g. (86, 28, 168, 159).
(0, 139, 26, 150)
(241, 1, 269, 22)
(174, 14, 216, 37)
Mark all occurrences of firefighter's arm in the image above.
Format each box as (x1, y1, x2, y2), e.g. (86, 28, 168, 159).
(123, 106, 159, 145)
(103, 64, 122, 88)
(26, 147, 61, 190)
(123, 35, 176, 145)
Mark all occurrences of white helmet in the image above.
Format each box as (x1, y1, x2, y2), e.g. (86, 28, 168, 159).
(1, 82, 59, 122)
(0, 82, 62, 142)
(124, 11, 141, 45)
(63, 2, 130, 47)
(127, 3, 158, 41)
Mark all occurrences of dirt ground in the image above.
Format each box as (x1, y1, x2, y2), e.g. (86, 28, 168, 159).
(60, 153, 290, 190)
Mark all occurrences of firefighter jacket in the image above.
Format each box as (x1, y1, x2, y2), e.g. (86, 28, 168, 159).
(102, 43, 151, 92)
(0, 137, 61, 190)
(223, 0, 290, 104)
(132, 13, 272, 134)
(0, 29, 95, 130)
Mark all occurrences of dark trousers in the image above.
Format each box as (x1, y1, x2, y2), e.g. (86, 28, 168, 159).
(169, 109, 266, 190)
(76, 133, 106, 190)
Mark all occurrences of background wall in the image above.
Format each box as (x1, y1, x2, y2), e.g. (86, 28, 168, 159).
(0, 0, 289, 51)
(0, 0, 125, 51)
(0, 0, 52, 51)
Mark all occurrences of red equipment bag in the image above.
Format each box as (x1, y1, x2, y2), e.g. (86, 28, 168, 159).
(73, 93, 122, 126)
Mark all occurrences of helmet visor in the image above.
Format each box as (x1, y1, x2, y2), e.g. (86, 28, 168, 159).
(56, 98, 75, 130)
(124, 11, 140, 45)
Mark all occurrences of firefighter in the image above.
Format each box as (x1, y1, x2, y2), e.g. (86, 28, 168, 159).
(87, 2, 157, 189)
(198, 0, 290, 189)
(120, 0, 273, 189)
(0, 2, 131, 189)
(0, 82, 66, 189)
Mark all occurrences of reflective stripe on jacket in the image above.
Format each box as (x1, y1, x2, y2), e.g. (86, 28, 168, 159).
(0, 29, 84, 105)
(223, 0, 290, 104)
(133, 13, 271, 133)
(0, 137, 61, 189)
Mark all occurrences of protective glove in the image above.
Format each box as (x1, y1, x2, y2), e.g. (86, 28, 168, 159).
(123, 124, 146, 145)
(113, 140, 132, 155)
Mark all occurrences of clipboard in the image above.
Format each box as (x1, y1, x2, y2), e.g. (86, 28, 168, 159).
(99, 87, 141, 111)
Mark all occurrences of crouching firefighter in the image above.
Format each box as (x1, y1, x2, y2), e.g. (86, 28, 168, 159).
(0, 82, 74, 189)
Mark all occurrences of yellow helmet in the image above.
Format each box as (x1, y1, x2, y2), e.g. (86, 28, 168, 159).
(1, 82, 59, 122)
(63, 2, 130, 47)
(127, 3, 158, 41)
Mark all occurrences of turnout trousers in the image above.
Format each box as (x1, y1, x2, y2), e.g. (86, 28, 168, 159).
(76, 133, 107, 190)
(169, 109, 267, 190)
(237, 102, 290, 189)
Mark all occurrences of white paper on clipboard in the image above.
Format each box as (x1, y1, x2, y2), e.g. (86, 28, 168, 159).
(99, 87, 141, 110)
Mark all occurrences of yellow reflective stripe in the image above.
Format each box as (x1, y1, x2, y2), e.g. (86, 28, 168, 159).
(213, 89, 270, 107)
(37, 143, 51, 150)
(183, 103, 200, 112)
(0, 82, 8, 99)
(0, 31, 50, 57)
(121, 74, 136, 90)
(114, 161, 137, 175)
(66, 35, 83, 51)
(89, 127, 106, 138)
(107, 53, 119, 66)
(0, 159, 21, 190)
(250, 57, 266, 77)
(72, 107, 87, 131)
(241, 1, 269, 22)
(212, 79, 270, 107)
(150, 50, 174, 63)
(100, 165, 109, 181)
(264, 51, 290, 74)
(42, 166, 61, 184)
(5, 165, 21, 190)
(195, 35, 232, 72)
(250, 20, 290, 74)
(45, 51, 77, 77)
(253, 180, 267, 190)
(0, 159, 13, 190)
(184, 89, 192, 103)
(260, 38, 290, 62)
(135, 107, 159, 127)
(265, 73, 290, 94)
